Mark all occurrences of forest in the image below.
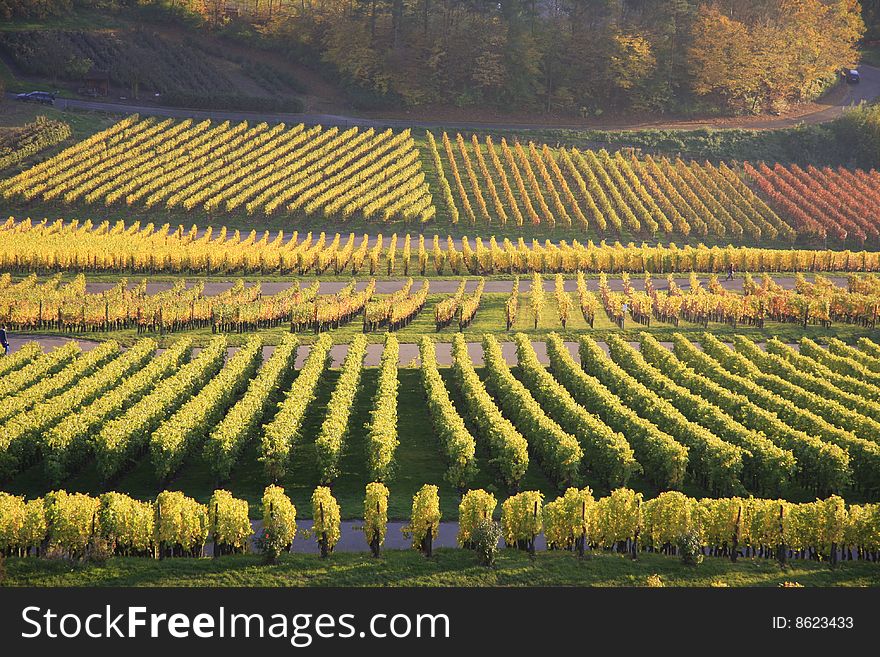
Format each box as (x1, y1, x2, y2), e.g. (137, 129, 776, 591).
(0, 0, 871, 116)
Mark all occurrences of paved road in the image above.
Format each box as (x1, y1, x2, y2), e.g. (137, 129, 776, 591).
(8, 64, 879, 132)
(212, 519, 857, 558)
(215, 520, 539, 555)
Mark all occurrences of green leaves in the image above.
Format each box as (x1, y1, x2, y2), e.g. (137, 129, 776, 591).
(261, 334, 332, 481)
(315, 335, 368, 484)
(483, 334, 582, 488)
(515, 333, 637, 488)
(94, 336, 227, 482)
(150, 336, 262, 481)
(547, 333, 687, 489)
(451, 334, 528, 490)
(579, 334, 746, 496)
(419, 337, 477, 490)
(206, 334, 298, 481)
(367, 334, 400, 482)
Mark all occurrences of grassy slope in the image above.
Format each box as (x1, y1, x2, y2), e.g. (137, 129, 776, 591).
(2, 550, 877, 587)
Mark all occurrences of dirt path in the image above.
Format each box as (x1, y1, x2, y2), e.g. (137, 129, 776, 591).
(10, 336, 795, 367)
(81, 275, 850, 297)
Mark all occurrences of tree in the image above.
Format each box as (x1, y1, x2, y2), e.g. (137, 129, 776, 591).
(688, 1, 864, 114)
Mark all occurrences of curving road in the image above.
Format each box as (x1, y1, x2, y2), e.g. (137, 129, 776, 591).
(7, 65, 879, 132)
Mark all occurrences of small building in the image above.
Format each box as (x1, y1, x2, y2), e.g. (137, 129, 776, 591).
(83, 69, 110, 97)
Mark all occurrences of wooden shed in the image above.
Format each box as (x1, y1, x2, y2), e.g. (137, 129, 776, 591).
(83, 69, 110, 97)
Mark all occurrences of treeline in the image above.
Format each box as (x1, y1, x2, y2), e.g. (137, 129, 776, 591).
(0, 0, 869, 118)
(257, 0, 862, 116)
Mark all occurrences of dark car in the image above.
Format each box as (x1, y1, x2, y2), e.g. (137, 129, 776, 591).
(15, 91, 55, 105)
(844, 69, 860, 84)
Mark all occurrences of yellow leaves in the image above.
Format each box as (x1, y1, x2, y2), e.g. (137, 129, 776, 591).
(406, 484, 441, 550)
(458, 490, 497, 547)
(367, 334, 400, 481)
(544, 487, 594, 551)
(154, 491, 208, 553)
(150, 336, 261, 481)
(261, 335, 332, 481)
(419, 337, 478, 489)
(3, 116, 434, 224)
(315, 335, 368, 483)
(208, 490, 252, 551)
(45, 490, 101, 556)
(452, 333, 529, 488)
(688, 1, 863, 112)
(311, 486, 341, 552)
(262, 485, 297, 550)
(364, 482, 390, 547)
(99, 491, 153, 554)
(501, 491, 544, 546)
(610, 33, 656, 92)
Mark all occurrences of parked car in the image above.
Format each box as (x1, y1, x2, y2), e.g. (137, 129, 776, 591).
(15, 91, 56, 105)
(844, 69, 860, 84)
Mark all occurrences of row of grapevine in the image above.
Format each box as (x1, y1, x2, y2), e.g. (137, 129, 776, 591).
(425, 133, 801, 238)
(481, 335, 583, 486)
(28, 340, 159, 482)
(458, 278, 485, 329)
(638, 333, 851, 496)
(3, 487, 878, 558)
(730, 337, 880, 444)
(545, 334, 689, 489)
(94, 336, 228, 481)
(607, 334, 796, 495)
(0, 340, 101, 423)
(150, 337, 264, 480)
(741, 337, 880, 426)
(577, 336, 746, 494)
(435, 279, 466, 330)
(261, 334, 333, 480)
(694, 334, 880, 493)
(0, 341, 135, 477)
(513, 334, 638, 487)
(367, 334, 400, 481)
(44, 339, 192, 483)
(450, 333, 529, 489)
(8, 218, 880, 275)
(315, 335, 369, 483)
(205, 334, 300, 480)
(418, 337, 477, 490)
(1, 118, 433, 223)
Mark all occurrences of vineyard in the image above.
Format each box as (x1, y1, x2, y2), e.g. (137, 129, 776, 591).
(0, 118, 433, 222)
(1, 270, 878, 339)
(0, 30, 305, 112)
(4, 219, 880, 276)
(3, 119, 880, 246)
(0, 117, 71, 172)
(2, 331, 880, 513)
(1, 115, 880, 583)
(430, 132, 794, 240)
